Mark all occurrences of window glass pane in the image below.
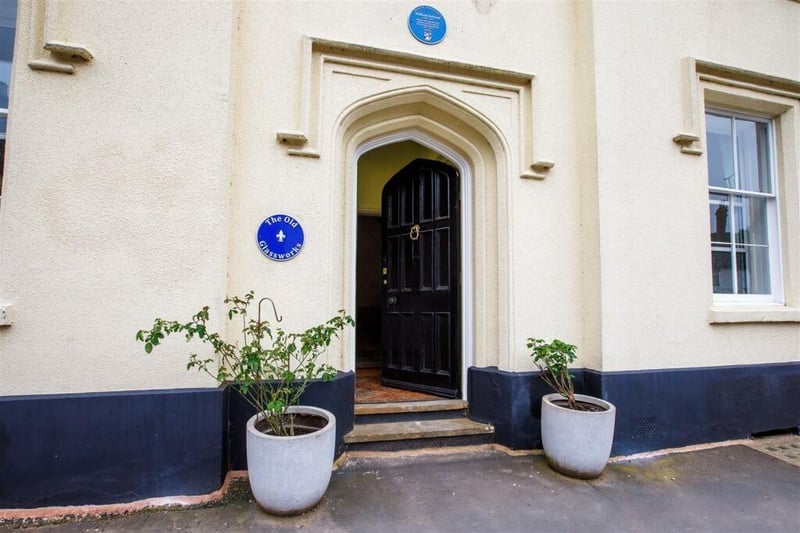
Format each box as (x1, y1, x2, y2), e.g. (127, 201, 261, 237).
(711, 247, 734, 294)
(707, 110, 777, 299)
(736, 118, 771, 193)
(709, 193, 730, 243)
(0, 1, 15, 112)
(733, 195, 768, 246)
(706, 113, 734, 188)
(0, 1, 13, 199)
(736, 245, 771, 295)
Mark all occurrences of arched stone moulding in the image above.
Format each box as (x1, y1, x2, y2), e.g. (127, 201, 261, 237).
(272, 36, 562, 384)
(276, 36, 553, 179)
(334, 88, 513, 389)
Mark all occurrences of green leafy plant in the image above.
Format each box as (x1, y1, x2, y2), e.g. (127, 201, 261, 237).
(527, 338, 578, 410)
(136, 292, 354, 436)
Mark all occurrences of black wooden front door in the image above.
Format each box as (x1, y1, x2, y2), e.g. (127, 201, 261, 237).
(381, 158, 460, 398)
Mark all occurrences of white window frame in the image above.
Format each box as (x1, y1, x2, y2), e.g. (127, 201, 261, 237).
(0, 108, 6, 196)
(0, 0, 14, 203)
(706, 107, 783, 304)
(0, 104, 8, 206)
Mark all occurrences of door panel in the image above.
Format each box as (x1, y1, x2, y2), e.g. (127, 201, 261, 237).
(381, 159, 460, 397)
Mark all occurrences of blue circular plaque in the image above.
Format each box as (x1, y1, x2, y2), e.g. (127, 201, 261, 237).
(256, 214, 305, 262)
(408, 5, 447, 45)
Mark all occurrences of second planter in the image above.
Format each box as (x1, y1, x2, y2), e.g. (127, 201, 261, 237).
(540, 393, 616, 479)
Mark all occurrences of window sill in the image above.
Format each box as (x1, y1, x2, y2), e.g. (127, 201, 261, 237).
(708, 305, 800, 324)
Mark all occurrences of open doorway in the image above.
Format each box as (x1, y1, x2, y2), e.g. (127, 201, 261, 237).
(355, 141, 460, 403)
(355, 214, 382, 369)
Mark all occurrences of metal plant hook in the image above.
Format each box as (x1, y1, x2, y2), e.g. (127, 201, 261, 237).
(257, 297, 283, 324)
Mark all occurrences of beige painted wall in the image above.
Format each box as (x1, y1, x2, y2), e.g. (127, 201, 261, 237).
(0, 1, 797, 395)
(587, 0, 800, 371)
(0, 1, 235, 394)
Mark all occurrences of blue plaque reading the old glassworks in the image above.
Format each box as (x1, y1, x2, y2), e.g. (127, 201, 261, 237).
(257, 214, 304, 262)
(408, 5, 446, 45)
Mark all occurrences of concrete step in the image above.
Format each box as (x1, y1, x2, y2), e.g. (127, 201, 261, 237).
(354, 400, 468, 423)
(344, 417, 494, 452)
(355, 399, 467, 416)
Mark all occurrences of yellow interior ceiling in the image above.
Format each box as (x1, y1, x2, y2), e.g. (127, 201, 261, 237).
(357, 141, 452, 215)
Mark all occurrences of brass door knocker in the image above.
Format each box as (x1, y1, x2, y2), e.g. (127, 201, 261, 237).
(409, 224, 420, 241)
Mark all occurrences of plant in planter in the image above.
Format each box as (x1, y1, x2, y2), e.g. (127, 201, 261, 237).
(528, 337, 616, 479)
(136, 292, 354, 515)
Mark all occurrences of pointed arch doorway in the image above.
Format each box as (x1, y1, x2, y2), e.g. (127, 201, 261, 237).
(354, 135, 470, 400)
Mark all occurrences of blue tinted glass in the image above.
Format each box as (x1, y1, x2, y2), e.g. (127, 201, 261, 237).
(706, 113, 734, 188)
(0, 1, 16, 110)
(0, 61, 9, 109)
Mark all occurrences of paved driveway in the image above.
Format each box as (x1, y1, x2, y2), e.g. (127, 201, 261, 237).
(7, 437, 800, 532)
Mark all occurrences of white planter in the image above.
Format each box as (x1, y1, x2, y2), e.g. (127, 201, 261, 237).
(541, 393, 616, 479)
(246, 405, 336, 516)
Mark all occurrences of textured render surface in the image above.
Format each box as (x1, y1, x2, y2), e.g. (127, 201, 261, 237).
(1, 0, 799, 398)
(0, 1, 235, 394)
(588, 1, 800, 372)
(8, 442, 800, 531)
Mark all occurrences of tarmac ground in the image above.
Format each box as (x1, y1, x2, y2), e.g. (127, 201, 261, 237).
(2, 435, 799, 532)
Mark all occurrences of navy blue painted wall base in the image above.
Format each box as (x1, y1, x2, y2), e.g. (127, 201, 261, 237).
(598, 363, 800, 454)
(468, 363, 800, 455)
(0, 388, 225, 509)
(3, 364, 794, 508)
(467, 367, 550, 449)
(0, 372, 354, 509)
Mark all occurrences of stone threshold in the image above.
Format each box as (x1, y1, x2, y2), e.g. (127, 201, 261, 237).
(344, 418, 494, 444)
(354, 399, 467, 416)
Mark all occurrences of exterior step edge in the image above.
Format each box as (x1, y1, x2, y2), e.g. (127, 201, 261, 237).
(354, 399, 468, 416)
(344, 418, 493, 444)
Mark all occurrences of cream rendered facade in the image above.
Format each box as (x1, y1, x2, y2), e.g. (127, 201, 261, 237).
(0, 0, 798, 508)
